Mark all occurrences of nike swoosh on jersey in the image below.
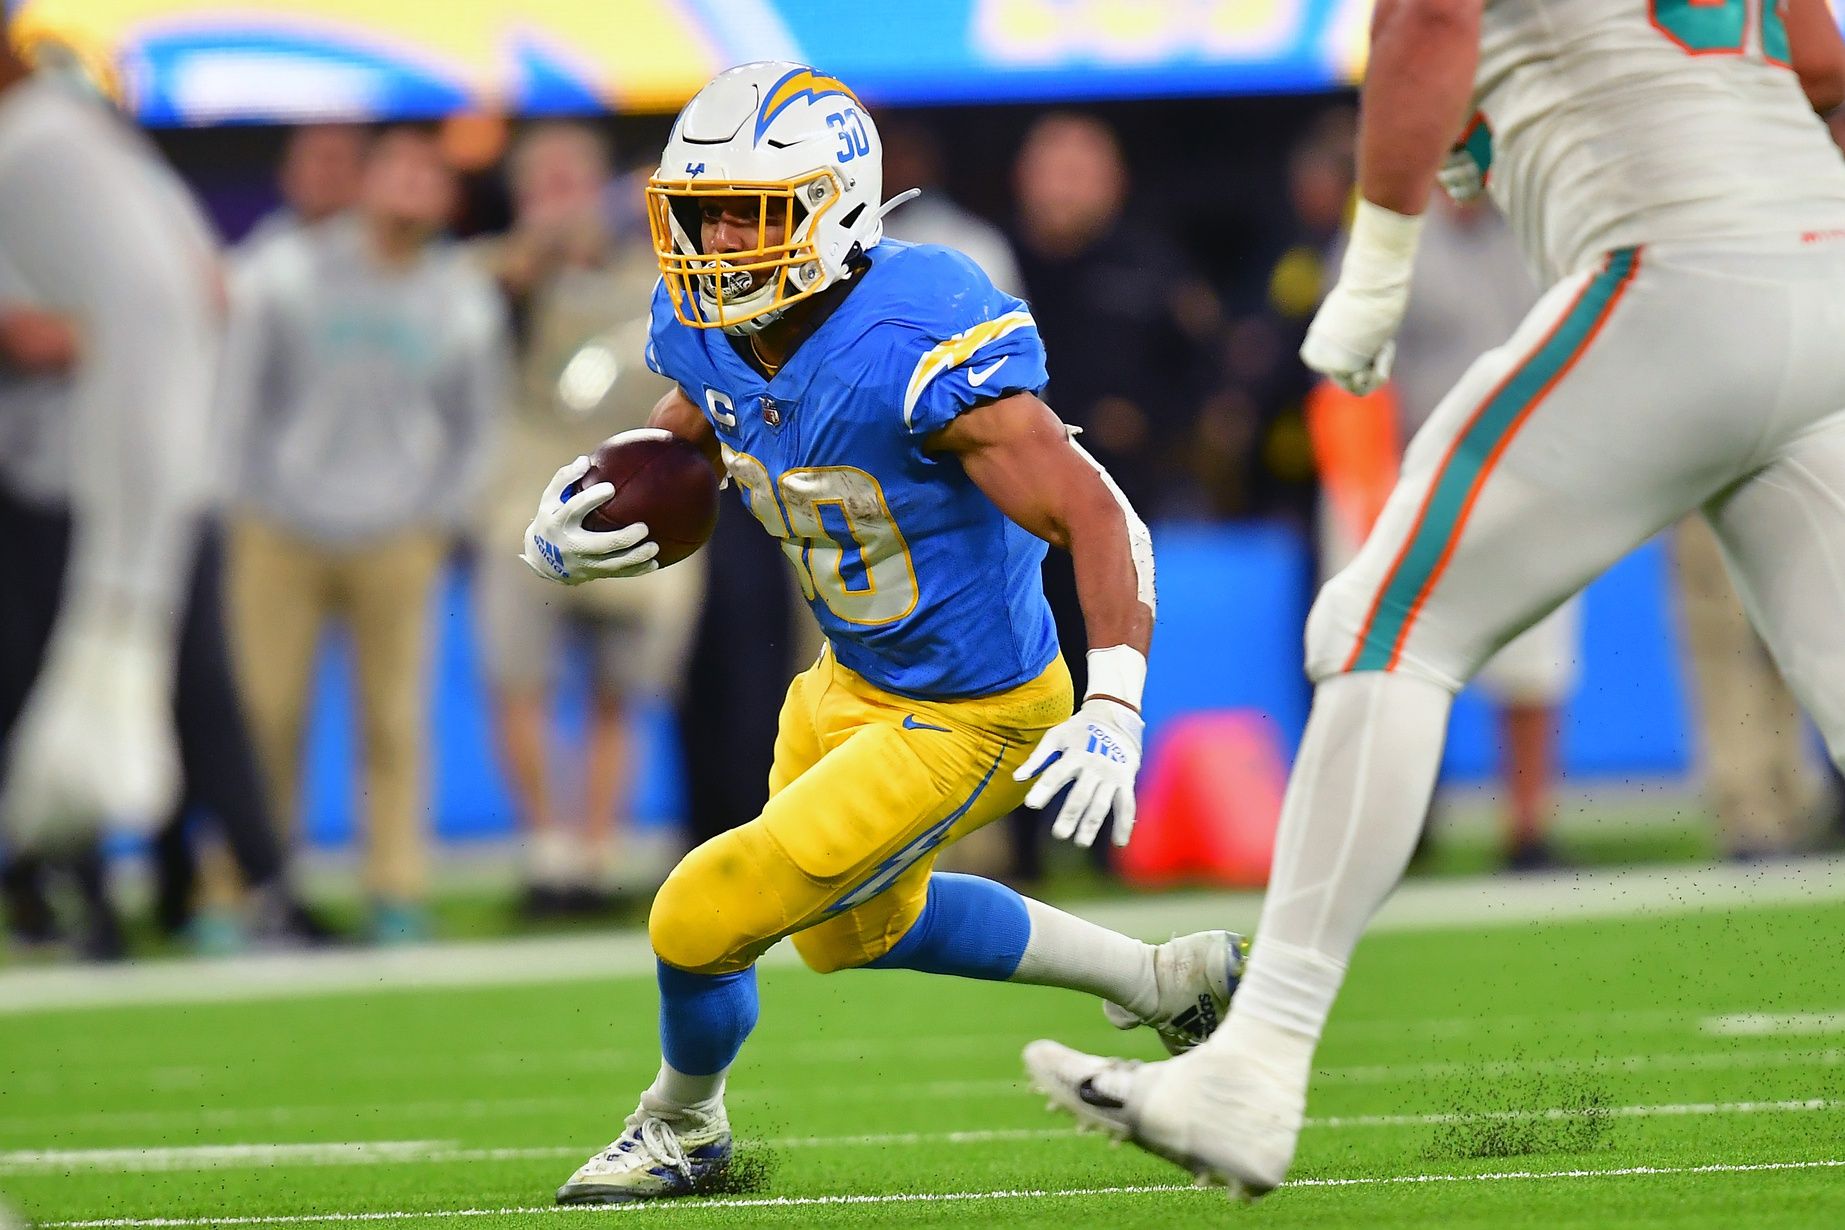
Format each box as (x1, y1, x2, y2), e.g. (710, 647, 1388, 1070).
(902, 714, 952, 733)
(967, 356, 1010, 387)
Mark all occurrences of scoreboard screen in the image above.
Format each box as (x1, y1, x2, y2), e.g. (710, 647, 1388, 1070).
(6, 0, 1373, 125)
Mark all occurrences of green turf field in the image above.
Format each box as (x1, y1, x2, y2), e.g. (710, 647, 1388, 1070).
(4, 883, 1844, 1228)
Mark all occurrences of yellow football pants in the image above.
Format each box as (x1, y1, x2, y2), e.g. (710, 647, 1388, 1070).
(648, 650, 1072, 976)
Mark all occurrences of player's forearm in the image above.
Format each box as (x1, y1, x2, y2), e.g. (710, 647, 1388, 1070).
(1035, 436, 1156, 717)
(648, 387, 724, 477)
(942, 393, 1152, 698)
(0, 306, 78, 373)
(1359, 0, 1482, 215)
(1789, 0, 1845, 113)
(1065, 484, 1154, 686)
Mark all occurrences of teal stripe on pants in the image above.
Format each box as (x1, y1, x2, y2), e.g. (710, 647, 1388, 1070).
(1350, 248, 1638, 672)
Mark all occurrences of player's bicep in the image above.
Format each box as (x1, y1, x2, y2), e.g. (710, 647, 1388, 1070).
(648, 386, 723, 475)
(933, 394, 1110, 547)
(944, 394, 1157, 623)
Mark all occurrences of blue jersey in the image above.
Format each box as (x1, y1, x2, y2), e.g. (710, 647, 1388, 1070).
(647, 241, 1059, 700)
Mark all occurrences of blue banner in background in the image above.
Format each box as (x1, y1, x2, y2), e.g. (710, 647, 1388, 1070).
(12, 0, 1373, 125)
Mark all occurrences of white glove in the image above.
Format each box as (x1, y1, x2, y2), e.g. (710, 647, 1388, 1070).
(1437, 145, 1486, 204)
(0, 605, 180, 852)
(1015, 697, 1145, 849)
(1300, 199, 1425, 396)
(520, 454, 659, 585)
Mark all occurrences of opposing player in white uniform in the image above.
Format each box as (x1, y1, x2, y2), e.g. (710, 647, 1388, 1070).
(1026, 0, 1845, 1197)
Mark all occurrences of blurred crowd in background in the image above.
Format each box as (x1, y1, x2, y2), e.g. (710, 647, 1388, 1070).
(5, 75, 1844, 963)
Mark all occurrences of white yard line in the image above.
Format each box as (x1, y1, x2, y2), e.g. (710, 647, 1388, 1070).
(0, 1082, 1033, 1138)
(1330, 1007, 1690, 1042)
(1308, 1098, 1841, 1129)
(1703, 1012, 1845, 1037)
(0, 1097, 586, 1138)
(0, 1142, 447, 1174)
(0, 1017, 1752, 1100)
(5, 857, 1843, 1015)
(12, 1045, 1842, 1138)
(33, 1159, 1845, 1226)
(1318, 1046, 1845, 1084)
(1283, 1157, 1845, 1188)
(8, 1101, 1839, 1176)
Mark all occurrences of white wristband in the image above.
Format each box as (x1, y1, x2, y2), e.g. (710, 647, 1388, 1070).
(1340, 198, 1424, 294)
(1085, 645, 1147, 713)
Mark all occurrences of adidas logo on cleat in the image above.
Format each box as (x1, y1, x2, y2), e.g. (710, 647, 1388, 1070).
(1168, 993, 1219, 1043)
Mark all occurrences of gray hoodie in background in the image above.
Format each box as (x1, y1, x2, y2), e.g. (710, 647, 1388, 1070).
(223, 214, 508, 545)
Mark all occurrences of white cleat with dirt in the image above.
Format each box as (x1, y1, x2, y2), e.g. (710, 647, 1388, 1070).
(554, 1100, 733, 1204)
(1022, 1038, 1303, 1201)
(1103, 930, 1248, 1054)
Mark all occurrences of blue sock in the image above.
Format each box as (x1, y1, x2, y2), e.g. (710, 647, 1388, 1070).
(865, 873, 1031, 981)
(656, 961, 759, 1078)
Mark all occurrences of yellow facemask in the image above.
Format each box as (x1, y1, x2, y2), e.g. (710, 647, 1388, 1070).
(646, 168, 847, 332)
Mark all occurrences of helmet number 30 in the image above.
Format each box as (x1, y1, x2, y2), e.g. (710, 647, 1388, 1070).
(827, 109, 872, 164)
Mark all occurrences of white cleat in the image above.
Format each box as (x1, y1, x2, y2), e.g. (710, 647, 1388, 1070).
(1023, 1038, 1303, 1202)
(554, 1101, 732, 1205)
(1103, 930, 1248, 1054)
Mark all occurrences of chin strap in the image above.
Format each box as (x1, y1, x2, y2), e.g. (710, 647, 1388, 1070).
(876, 188, 921, 221)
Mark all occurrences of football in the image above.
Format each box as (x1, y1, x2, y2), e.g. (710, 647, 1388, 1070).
(579, 428, 720, 567)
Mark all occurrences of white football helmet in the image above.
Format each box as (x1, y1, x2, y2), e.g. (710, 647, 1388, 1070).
(647, 61, 910, 335)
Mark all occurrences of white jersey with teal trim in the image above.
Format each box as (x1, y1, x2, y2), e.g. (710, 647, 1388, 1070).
(1477, 0, 1845, 282)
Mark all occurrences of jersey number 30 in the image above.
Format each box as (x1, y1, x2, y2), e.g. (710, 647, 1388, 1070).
(1651, 0, 1790, 63)
(723, 446, 921, 626)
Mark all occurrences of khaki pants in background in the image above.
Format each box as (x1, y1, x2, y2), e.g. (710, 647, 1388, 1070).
(225, 518, 449, 903)
(1674, 516, 1818, 856)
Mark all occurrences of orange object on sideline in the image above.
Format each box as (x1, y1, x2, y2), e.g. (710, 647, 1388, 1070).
(1120, 712, 1290, 888)
(1306, 377, 1401, 546)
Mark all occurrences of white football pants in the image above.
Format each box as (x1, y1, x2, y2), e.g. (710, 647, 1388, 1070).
(1236, 237, 1845, 1038)
(1314, 238, 1845, 751)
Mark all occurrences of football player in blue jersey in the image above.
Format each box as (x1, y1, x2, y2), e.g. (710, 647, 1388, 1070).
(520, 62, 1244, 1204)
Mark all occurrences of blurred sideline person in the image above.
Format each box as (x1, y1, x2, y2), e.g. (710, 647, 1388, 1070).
(1027, 0, 1845, 1196)
(1203, 112, 1356, 525)
(0, 259, 126, 956)
(1673, 517, 1821, 857)
(0, 254, 324, 957)
(240, 123, 368, 253)
(472, 123, 701, 914)
(1314, 195, 1578, 870)
(0, 22, 218, 947)
(881, 120, 1024, 296)
(1011, 112, 1214, 515)
(220, 126, 508, 943)
(1006, 111, 1215, 883)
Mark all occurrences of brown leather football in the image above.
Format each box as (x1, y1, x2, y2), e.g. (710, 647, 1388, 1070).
(580, 429, 720, 568)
